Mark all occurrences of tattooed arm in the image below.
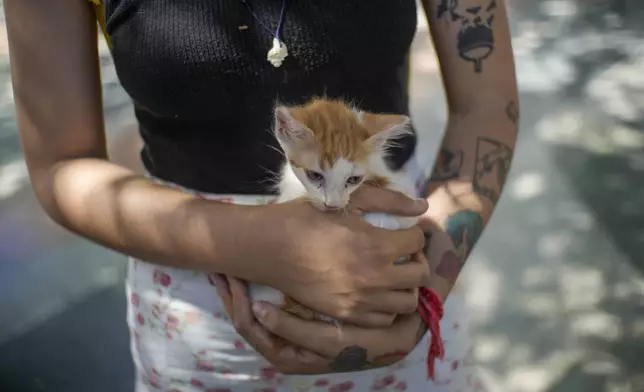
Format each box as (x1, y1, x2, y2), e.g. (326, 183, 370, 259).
(419, 0, 519, 300)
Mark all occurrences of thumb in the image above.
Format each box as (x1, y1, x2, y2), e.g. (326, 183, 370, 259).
(351, 185, 428, 216)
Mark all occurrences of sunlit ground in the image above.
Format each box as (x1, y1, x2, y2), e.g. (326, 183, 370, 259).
(410, 1, 643, 391)
(0, 1, 642, 391)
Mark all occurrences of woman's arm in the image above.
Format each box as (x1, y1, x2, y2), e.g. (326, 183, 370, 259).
(4, 0, 430, 328)
(419, 0, 519, 300)
(3, 0, 272, 276)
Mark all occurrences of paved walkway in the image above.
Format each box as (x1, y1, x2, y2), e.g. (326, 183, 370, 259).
(0, 1, 642, 391)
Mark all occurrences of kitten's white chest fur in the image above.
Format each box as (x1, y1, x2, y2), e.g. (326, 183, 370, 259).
(361, 154, 419, 230)
(275, 164, 308, 203)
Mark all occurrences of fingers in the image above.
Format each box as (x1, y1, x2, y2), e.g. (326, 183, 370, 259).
(227, 278, 277, 353)
(382, 253, 431, 290)
(366, 288, 419, 315)
(409, 252, 432, 287)
(228, 278, 253, 327)
(379, 225, 426, 261)
(211, 273, 233, 316)
(342, 311, 396, 329)
(343, 288, 420, 327)
(252, 302, 420, 374)
(351, 185, 428, 216)
(223, 279, 331, 374)
(274, 345, 330, 373)
(210, 273, 229, 294)
(253, 302, 413, 362)
(253, 301, 345, 358)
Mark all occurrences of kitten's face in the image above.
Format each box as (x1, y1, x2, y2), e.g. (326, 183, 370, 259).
(274, 99, 410, 211)
(290, 153, 368, 210)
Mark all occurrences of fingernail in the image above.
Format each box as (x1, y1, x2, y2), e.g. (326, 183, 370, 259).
(414, 198, 428, 207)
(252, 302, 267, 320)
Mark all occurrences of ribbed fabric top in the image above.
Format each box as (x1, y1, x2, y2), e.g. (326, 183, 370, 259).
(105, 0, 419, 194)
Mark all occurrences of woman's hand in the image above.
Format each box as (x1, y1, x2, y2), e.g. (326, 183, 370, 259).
(253, 185, 431, 328)
(212, 275, 427, 375)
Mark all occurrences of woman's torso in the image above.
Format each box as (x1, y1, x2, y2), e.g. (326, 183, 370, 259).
(104, 0, 419, 194)
(103, 3, 480, 389)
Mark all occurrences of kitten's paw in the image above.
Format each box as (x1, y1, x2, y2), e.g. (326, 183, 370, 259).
(248, 284, 285, 307)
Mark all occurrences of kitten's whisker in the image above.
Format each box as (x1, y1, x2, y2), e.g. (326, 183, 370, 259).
(247, 166, 283, 191)
(243, 142, 287, 187)
(263, 126, 278, 138)
(251, 173, 280, 184)
(264, 143, 287, 159)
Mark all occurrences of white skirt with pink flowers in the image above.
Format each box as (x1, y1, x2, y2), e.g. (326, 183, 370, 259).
(127, 156, 486, 392)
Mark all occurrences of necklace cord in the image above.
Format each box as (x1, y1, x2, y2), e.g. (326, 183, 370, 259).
(240, 0, 286, 40)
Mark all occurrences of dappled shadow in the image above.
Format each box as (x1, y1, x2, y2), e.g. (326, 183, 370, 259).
(553, 143, 644, 273)
(0, 1, 642, 391)
(455, 1, 644, 390)
(515, 0, 644, 278)
(401, 2, 644, 390)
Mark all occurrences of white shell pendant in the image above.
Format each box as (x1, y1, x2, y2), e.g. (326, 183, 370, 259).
(267, 37, 288, 67)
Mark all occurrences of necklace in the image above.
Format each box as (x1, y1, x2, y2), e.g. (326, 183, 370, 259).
(240, 0, 288, 68)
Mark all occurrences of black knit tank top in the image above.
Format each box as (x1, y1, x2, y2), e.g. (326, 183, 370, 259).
(104, 0, 418, 194)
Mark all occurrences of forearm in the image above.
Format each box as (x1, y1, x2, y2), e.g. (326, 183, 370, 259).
(6, 1, 288, 286)
(417, 0, 518, 300)
(423, 105, 518, 300)
(34, 157, 270, 279)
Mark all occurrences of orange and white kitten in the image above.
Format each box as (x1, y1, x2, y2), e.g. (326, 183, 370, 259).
(249, 99, 419, 322)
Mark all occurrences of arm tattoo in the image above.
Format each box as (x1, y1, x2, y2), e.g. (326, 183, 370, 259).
(445, 210, 484, 264)
(329, 345, 369, 372)
(506, 100, 519, 126)
(437, 0, 498, 73)
(434, 249, 462, 282)
(329, 345, 408, 372)
(473, 137, 513, 204)
(329, 342, 417, 371)
(430, 148, 464, 182)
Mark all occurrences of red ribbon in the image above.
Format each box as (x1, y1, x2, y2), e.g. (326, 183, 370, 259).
(417, 288, 445, 379)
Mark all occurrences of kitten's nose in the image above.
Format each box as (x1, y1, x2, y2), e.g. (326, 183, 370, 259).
(323, 202, 340, 211)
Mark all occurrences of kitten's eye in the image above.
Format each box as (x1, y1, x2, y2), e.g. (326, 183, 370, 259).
(305, 170, 324, 182)
(346, 175, 363, 186)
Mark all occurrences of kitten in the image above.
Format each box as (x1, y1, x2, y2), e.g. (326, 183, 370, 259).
(249, 98, 419, 323)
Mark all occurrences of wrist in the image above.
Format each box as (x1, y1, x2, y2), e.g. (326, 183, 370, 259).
(420, 226, 457, 301)
(192, 199, 285, 281)
(239, 199, 331, 288)
(424, 182, 485, 226)
(211, 200, 303, 284)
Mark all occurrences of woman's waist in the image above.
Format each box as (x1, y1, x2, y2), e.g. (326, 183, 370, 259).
(146, 170, 280, 203)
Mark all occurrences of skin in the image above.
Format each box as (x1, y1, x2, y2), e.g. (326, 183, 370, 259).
(4, 0, 430, 335)
(421, 0, 519, 303)
(213, 275, 423, 374)
(5, 0, 518, 376)
(222, 0, 519, 374)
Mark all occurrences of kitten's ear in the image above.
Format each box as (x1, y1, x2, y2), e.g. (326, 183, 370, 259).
(362, 113, 413, 151)
(274, 106, 313, 150)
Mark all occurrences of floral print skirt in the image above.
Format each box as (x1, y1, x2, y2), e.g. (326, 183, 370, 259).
(128, 157, 486, 391)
